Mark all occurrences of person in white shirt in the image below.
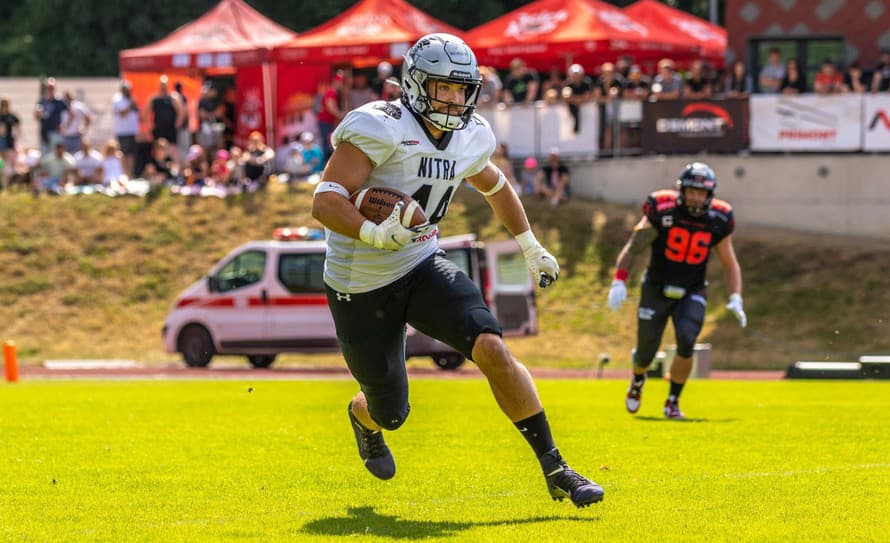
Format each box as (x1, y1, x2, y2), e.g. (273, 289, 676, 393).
(312, 33, 603, 508)
(60, 90, 92, 153)
(72, 139, 103, 187)
(112, 81, 141, 178)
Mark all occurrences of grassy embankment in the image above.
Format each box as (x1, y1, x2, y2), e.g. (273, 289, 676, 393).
(2, 183, 889, 369)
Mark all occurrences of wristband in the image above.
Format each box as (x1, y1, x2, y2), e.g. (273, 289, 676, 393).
(729, 293, 742, 304)
(314, 181, 351, 199)
(514, 229, 538, 252)
(614, 269, 628, 282)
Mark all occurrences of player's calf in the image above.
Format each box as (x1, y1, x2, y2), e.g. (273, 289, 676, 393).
(347, 402, 396, 480)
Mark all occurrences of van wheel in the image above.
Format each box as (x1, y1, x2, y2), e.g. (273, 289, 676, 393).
(247, 355, 276, 368)
(178, 325, 214, 367)
(432, 353, 465, 371)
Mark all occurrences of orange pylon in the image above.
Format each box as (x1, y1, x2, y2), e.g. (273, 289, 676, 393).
(4, 340, 18, 383)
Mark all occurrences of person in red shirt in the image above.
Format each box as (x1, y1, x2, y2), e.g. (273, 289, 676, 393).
(317, 70, 346, 163)
(813, 60, 846, 94)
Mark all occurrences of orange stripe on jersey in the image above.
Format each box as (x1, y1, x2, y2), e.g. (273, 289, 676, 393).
(652, 189, 678, 202)
(711, 198, 732, 213)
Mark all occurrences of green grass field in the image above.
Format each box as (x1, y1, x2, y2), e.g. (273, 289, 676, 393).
(1, 378, 888, 542)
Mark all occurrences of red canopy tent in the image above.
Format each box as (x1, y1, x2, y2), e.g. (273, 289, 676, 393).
(464, 0, 701, 73)
(118, 0, 297, 145)
(624, 0, 726, 68)
(272, 0, 462, 144)
(273, 0, 463, 66)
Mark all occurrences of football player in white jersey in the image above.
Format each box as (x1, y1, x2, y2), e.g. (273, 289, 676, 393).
(312, 33, 603, 508)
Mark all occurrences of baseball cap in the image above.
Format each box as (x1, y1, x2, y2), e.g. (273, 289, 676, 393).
(524, 157, 538, 169)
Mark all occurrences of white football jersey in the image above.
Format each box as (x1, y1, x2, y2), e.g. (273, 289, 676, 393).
(324, 100, 496, 293)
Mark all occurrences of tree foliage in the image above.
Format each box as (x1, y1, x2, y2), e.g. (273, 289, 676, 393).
(0, 0, 723, 77)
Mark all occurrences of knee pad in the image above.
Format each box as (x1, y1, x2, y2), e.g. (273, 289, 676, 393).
(369, 402, 411, 431)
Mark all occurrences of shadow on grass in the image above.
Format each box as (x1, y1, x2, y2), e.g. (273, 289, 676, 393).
(301, 505, 598, 539)
(634, 416, 737, 423)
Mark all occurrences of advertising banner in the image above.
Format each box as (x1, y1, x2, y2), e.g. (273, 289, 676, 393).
(750, 95, 862, 151)
(862, 94, 890, 151)
(642, 98, 748, 153)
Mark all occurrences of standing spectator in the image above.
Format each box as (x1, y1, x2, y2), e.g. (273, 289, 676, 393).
(616, 55, 634, 80)
(36, 142, 74, 195)
(59, 90, 92, 154)
(218, 87, 237, 151)
(490, 143, 519, 193)
(197, 83, 220, 154)
(683, 60, 713, 99)
(842, 62, 867, 93)
(593, 62, 624, 148)
(871, 50, 890, 92)
(317, 70, 345, 163)
(149, 76, 183, 165)
(533, 149, 570, 206)
(541, 66, 566, 97)
(381, 77, 402, 101)
(478, 66, 502, 106)
(173, 81, 192, 166)
(0, 98, 21, 190)
(563, 64, 593, 133)
(779, 59, 808, 94)
(370, 61, 393, 99)
(502, 58, 539, 105)
(651, 59, 682, 100)
(813, 60, 845, 94)
(112, 81, 140, 178)
(349, 73, 376, 108)
(623, 65, 651, 100)
(723, 60, 753, 98)
(759, 47, 785, 93)
(34, 77, 68, 156)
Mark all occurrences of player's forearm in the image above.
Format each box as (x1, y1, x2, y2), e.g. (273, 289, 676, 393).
(485, 185, 531, 236)
(311, 192, 366, 239)
(724, 263, 742, 296)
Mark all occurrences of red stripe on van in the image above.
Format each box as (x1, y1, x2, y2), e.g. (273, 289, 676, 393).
(247, 295, 329, 306)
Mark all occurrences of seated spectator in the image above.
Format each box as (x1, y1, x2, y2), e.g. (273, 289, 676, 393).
(242, 131, 275, 188)
(683, 60, 713, 99)
(779, 59, 808, 94)
(209, 149, 233, 186)
(299, 131, 324, 177)
(478, 66, 502, 106)
(71, 139, 104, 187)
(813, 60, 845, 94)
(651, 59, 682, 100)
(623, 65, 650, 100)
(842, 62, 867, 93)
(723, 60, 753, 98)
(563, 64, 594, 133)
(490, 143, 519, 194)
(140, 137, 176, 184)
(871, 50, 890, 92)
(502, 58, 539, 105)
(519, 157, 537, 196)
(36, 142, 74, 195)
(533, 149, 570, 206)
(227, 146, 244, 188)
(281, 142, 306, 181)
(101, 140, 129, 195)
(759, 47, 785, 93)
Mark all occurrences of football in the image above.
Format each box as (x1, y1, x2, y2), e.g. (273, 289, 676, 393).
(350, 186, 427, 228)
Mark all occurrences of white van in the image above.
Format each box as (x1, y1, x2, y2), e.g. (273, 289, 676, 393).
(162, 230, 538, 370)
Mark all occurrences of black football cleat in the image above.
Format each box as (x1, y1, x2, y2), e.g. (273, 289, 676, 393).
(348, 402, 396, 480)
(541, 450, 604, 508)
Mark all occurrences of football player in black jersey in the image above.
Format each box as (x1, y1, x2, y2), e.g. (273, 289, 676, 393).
(607, 162, 747, 419)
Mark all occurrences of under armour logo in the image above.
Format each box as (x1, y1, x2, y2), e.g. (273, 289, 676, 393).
(336, 292, 352, 302)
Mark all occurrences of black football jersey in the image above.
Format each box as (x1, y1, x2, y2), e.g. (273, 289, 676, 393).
(642, 189, 734, 290)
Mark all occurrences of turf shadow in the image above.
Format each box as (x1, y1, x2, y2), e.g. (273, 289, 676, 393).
(301, 505, 598, 539)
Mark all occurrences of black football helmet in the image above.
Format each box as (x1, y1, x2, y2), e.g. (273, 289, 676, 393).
(676, 162, 717, 216)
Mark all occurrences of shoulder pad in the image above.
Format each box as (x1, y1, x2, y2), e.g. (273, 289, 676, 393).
(645, 189, 678, 214)
(332, 102, 401, 167)
(711, 198, 732, 213)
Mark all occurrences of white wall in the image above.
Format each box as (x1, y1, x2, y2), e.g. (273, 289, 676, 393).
(1, 77, 120, 150)
(570, 154, 890, 239)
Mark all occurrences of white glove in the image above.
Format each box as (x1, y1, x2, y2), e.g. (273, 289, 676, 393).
(607, 280, 627, 311)
(359, 202, 433, 251)
(515, 231, 559, 288)
(726, 293, 747, 328)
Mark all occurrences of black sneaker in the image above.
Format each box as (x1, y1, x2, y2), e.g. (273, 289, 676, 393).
(347, 402, 396, 480)
(541, 450, 604, 508)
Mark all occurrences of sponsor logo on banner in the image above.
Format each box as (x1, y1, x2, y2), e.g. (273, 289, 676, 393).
(774, 99, 838, 140)
(643, 99, 748, 153)
(655, 103, 733, 137)
(750, 95, 862, 151)
(863, 94, 890, 151)
(869, 110, 890, 130)
(504, 10, 569, 38)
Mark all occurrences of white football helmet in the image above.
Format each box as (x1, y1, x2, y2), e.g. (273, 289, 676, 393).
(401, 33, 482, 131)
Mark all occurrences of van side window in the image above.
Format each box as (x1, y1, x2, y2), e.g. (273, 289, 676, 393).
(216, 250, 266, 292)
(496, 252, 528, 287)
(444, 249, 472, 279)
(278, 253, 326, 293)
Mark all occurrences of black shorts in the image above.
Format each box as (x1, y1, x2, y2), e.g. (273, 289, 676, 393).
(117, 135, 137, 156)
(325, 252, 501, 427)
(636, 281, 707, 362)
